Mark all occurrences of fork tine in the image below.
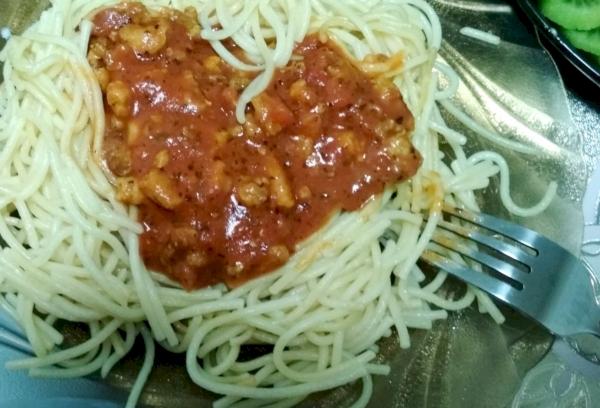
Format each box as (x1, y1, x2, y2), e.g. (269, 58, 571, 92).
(430, 232, 529, 286)
(443, 206, 543, 249)
(436, 218, 535, 265)
(421, 250, 521, 306)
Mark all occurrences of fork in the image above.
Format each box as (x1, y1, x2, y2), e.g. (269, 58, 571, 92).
(420, 206, 600, 341)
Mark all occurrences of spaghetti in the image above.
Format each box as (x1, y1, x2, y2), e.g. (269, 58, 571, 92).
(0, 1, 556, 407)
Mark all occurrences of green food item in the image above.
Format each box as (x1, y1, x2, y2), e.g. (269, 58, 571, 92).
(540, 0, 600, 30)
(563, 27, 600, 56)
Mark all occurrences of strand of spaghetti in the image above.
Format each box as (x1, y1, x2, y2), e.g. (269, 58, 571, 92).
(467, 151, 557, 217)
(44, 137, 131, 272)
(201, 0, 260, 41)
(125, 325, 155, 408)
(430, 122, 467, 145)
(438, 98, 538, 155)
(101, 322, 137, 377)
(281, 0, 301, 59)
(32, 315, 62, 350)
(55, 339, 99, 368)
(408, 286, 476, 310)
(352, 374, 373, 408)
(257, 0, 291, 66)
(126, 229, 177, 346)
(345, 261, 389, 306)
(160, 318, 203, 354)
(345, 298, 386, 348)
(247, 316, 285, 336)
(168, 299, 245, 323)
(473, 288, 505, 323)
(63, 156, 136, 238)
(0, 256, 55, 303)
(108, 327, 125, 356)
(40, 264, 144, 319)
(158, 287, 224, 307)
(415, 72, 439, 173)
(233, 7, 276, 122)
(72, 228, 131, 305)
(21, 33, 86, 63)
(197, 325, 248, 357)
(285, 217, 391, 321)
(386, 286, 411, 348)
(187, 349, 374, 399)
(398, 209, 441, 279)
(349, 317, 395, 355)
(208, 344, 242, 376)
(10, 77, 56, 112)
(217, 2, 263, 59)
(28, 193, 70, 225)
(13, 200, 40, 250)
(30, 228, 73, 268)
(10, 53, 63, 78)
(306, 331, 335, 347)
(445, 160, 499, 192)
(318, 0, 383, 53)
(346, 304, 390, 352)
(8, 279, 104, 322)
(6, 318, 122, 370)
(18, 297, 46, 357)
(295, 0, 312, 41)
(403, 310, 448, 327)
(29, 340, 111, 378)
(176, 293, 304, 356)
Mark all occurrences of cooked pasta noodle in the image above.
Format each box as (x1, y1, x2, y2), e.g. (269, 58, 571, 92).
(0, 0, 556, 407)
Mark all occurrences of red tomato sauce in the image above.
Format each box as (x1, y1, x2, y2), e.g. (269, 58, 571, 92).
(89, 3, 421, 289)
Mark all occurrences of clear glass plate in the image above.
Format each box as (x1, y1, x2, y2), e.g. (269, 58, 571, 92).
(0, 1, 588, 407)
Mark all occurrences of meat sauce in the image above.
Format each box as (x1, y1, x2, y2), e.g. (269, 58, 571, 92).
(89, 3, 421, 289)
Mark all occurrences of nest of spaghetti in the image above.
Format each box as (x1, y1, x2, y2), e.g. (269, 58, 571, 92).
(0, 1, 555, 407)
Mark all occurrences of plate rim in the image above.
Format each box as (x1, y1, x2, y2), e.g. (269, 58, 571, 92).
(513, 0, 600, 88)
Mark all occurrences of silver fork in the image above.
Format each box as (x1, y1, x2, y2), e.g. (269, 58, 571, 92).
(421, 206, 600, 341)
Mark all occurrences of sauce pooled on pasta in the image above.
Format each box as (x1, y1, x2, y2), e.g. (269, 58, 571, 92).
(89, 2, 421, 289)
